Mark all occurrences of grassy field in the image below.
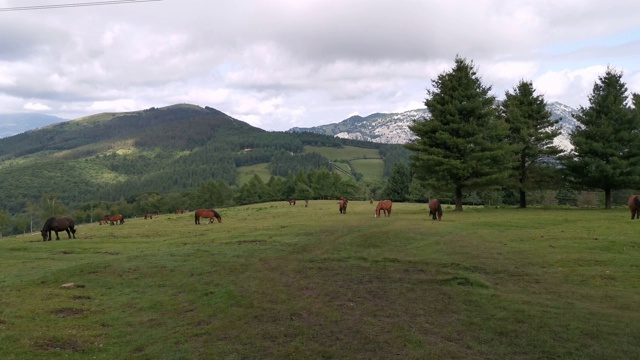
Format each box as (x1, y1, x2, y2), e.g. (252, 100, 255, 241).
(350, 158, 384, 182)
(1, 202, 639, 359)
(236, 163, 271, 184)
(303, 145, 381, 161)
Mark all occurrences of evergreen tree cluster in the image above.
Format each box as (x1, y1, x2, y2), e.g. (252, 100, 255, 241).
(405, 57, 640, 210)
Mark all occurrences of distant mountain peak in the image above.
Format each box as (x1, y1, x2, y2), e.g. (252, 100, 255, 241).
(288, 103, 578, 151)
(0, 113, 68, 139)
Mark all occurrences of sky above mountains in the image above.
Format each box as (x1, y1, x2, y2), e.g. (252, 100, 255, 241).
(1, 0, 639, 131)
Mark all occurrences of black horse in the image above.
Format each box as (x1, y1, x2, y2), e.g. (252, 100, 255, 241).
(41, 217, 77, 241)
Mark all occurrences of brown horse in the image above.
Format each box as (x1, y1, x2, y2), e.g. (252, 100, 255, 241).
(99, 220, 107, 225)
(375, 200, 392, 218)
(41, 217, 76, 241)
(628, 195, 640, 220)
(175, 209, 188, 214)
(195, 209, 222, 224)
(369, 198, 374, 204)
(288, 199, 296, 205)
(338, 197, 348, 214)
(428, 198, 443, 221)
(144, 213, 153, 219)
(103, 214, 124, 225)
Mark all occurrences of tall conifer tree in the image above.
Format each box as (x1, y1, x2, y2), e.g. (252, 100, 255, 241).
(501, 80, 562, 208)
(562, 68, 640, 208)
(406, 56, 511, 211)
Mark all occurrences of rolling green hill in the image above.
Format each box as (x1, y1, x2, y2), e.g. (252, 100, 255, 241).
(0, 104, 407, 214)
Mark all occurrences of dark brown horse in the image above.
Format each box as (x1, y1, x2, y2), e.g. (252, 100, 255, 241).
(288, 199, 296, 205)
(375, 200, 392, 218)
(369, 198, 374, 204)
(195, 209, 222, 224)
(144, 213, 153, 219)
(41, 217, 76, 241)
(338, 197, 348, 214)
(428, 198, 443, 221)
(628, 195, 640, 220)
(103, 214, 124, 225)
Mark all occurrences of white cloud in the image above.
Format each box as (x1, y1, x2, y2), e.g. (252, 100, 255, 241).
(0, 0, 640, 130)
(23, 102, 51, 111)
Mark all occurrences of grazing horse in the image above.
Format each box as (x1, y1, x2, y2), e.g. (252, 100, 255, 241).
(338, 197, 348, 214)
(41, 217, 76, 241)
(103, 214, 124, 225)
(629, 195, 640, 220)
(195, 208, 222, 224)
(288, 199, 296, 206)
(370, 198, 374, 204)
(428, 198, 443, 221)
(375, 200, 393, 218)
(144, 213, 153, 219)
(99, 220, 107, 225)
(175, 209, 188, 214)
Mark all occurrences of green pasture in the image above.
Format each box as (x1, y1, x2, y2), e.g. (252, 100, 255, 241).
(236, 163, 271, 184)
(304, 145, 381, 161)
(1, 202, 639, 359)
(350, 158, 384, 181)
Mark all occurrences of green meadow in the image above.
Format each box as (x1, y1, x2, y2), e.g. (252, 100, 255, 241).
(1, 201, 639, 359)
(350, 158, 384, 181)
(303, 145, 381, 161)
(236, 163, 272, 184)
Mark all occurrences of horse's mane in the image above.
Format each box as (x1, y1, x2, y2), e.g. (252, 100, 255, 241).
(211, 209, 221, 219)
(43, 217, 55, 227)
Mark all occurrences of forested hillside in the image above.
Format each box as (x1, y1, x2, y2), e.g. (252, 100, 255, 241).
(0, 104, 407, 232)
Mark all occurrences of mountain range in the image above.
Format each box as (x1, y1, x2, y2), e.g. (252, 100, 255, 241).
(288, 101, 580, 151)
(0, 113, 67, 139)
(1, 102, 579, 150)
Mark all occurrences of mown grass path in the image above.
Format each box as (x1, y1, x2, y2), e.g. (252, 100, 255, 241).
(1, 201, 639, 359)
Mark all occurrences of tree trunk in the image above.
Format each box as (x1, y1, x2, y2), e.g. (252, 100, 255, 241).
(519, 154, 527, 209)
(455, 186, 463, 211)
(519, 189, 527, 208)
(605, 188, 612, 209)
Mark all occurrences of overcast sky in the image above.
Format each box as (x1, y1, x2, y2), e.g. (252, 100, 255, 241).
(1, 0, 640, 131)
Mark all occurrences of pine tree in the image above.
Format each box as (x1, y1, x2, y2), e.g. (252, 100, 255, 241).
(501, 80, 562, 208)
(562, 67, 640, 208)
(406, 56, 511, 211)
(381, 163, 412, 202)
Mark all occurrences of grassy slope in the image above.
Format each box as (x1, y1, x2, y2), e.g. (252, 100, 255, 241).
(350, 158, 384, 181)
(303, 145, 380, 161)
(236, 163, 272, 185)
(1, 203, 639, 359)
(237, 145, 384, 184)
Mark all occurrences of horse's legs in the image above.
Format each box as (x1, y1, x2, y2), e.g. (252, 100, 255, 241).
(54, 230, 60, 240)
(71, 227, 76, 238)
(65, 229, 72, 239)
